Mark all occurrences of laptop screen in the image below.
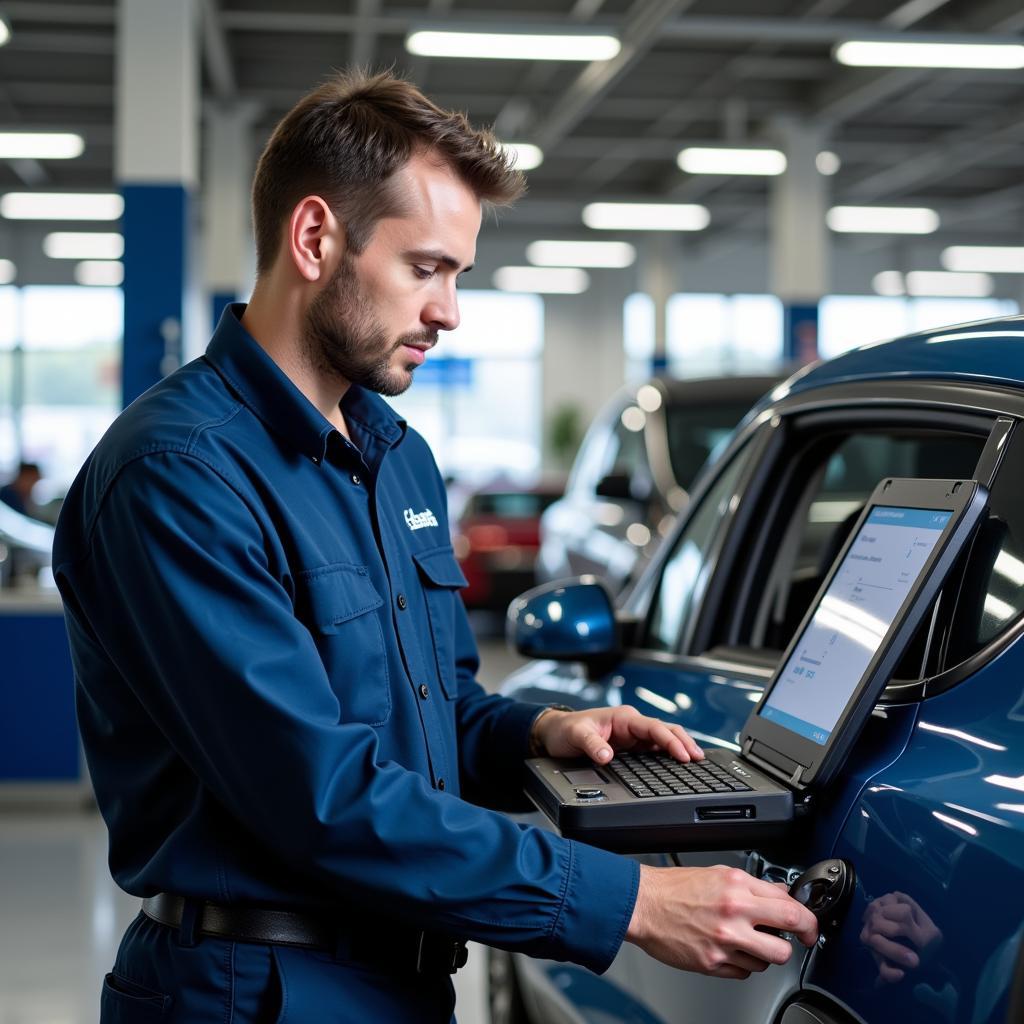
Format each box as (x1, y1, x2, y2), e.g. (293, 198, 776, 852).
(758, 505, 952, 745)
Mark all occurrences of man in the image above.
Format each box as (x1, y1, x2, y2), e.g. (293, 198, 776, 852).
(54, 71, 816, 1022)
(0, 460, 41, 517)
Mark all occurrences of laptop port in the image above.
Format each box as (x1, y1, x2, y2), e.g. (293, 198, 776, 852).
(697, 806, 755, 821)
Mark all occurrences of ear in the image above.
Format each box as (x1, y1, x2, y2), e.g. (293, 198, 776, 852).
(286, 196, 342, 282)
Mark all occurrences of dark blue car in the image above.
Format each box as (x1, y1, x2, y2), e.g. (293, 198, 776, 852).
(493, 317, 1024, 1024)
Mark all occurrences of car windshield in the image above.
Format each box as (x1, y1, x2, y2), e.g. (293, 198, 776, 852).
(466, 492, 560, 518)
(665, 400, 757, 487)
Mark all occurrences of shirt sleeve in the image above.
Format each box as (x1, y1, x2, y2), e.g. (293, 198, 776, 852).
(56, 451, 638, 973)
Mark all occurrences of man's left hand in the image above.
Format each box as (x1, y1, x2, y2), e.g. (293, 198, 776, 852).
(533, 705, 704, 765)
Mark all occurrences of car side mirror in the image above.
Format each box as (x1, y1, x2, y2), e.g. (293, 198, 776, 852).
(594, 472, 635, 500)
(506, 577, 619, 662)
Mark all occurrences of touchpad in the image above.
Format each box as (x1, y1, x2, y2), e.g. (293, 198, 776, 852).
(564, 769, 605, 786)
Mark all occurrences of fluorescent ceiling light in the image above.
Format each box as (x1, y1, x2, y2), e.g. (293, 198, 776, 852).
(1, 192, 124, 221)
(406, 30, 620, 61)
(0, 259, 15, 284)
(906, 270, 993, 297)
(0, 17, 10, 47)
(942, 245, 1024, 274)
(0, 133, 84, 159)
(74, 260, 124, 287)
(500, 143, 543, 171)
(816, 151, 841, 175)
(826, 205, 939, 234)
(527, 240, 636, 268)
(493, 266, 590, 294)
(835, 40, 1024, 69)
(582, 202, 710, 232)
(872, 271, 905, 297)
(43, 232, 124, 260)
(677, 146, 787, 176)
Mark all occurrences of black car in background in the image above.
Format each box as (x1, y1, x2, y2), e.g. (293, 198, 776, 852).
(536, 375, 779, 593)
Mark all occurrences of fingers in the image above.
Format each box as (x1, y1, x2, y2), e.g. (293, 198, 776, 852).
(571, 722, 614, 764)
(751, 893, 819, 947)
(619, 714, 703, 762)
(863, 934, 920, 970)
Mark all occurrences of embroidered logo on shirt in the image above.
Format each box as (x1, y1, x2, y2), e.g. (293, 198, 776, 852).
(404, 507, 439, 531)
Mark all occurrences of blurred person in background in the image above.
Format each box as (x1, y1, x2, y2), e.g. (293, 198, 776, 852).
(53, 70, 815, 1023)
(0, 460, 41, 518)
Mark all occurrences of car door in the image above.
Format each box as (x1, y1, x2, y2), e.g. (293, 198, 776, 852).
(506, 379, 1012, 1023)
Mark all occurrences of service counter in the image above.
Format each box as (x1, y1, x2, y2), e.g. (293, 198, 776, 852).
(0, 589, 88, 801)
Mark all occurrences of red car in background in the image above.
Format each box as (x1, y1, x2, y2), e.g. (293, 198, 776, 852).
(452, 482, 564, 615)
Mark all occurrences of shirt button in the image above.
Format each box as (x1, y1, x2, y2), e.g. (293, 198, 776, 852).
(419, 684, 429, 700)
(310, 456, 319, 465)
(350, 473, 361, 485)
(396, 593, 407, 610)
(437, 778, 446, 791)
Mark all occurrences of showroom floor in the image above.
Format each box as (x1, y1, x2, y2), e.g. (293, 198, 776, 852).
(0, 634, 528, 1024)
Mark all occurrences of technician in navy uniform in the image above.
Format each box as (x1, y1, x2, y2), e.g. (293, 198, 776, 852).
(53, 72, 817, 1022)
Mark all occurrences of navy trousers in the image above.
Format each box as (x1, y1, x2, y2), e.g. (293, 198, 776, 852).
(100, 913, 458, 1023)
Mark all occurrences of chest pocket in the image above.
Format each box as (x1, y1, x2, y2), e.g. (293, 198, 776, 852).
(295, 563, 391, 726)
(412, 545, 469, 701)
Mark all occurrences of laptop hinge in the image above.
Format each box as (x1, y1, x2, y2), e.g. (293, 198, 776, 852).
(743, 738, 807, 790)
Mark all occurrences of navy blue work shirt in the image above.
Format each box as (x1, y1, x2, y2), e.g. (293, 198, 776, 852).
(53, 306, 638, 974)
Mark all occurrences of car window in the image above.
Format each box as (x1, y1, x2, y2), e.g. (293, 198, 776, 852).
(645, 445, 752, 653)
(665, 399, 758, 489)
(750, 429, 984, 659)
(466, 492, 559, 518)
(943, 425, 1024, 667)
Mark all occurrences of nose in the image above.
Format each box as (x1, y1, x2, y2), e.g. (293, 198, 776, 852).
(422, 281, 460, 332)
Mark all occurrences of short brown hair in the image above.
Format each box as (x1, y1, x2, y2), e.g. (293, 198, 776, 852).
(251, 69, 526, 273)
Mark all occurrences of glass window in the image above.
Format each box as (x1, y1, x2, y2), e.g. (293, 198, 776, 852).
(666, 293, 784, 377)
(645, 446, 752, 652)
(665, 399, 758, 490)
(944, 428, 1024, 667)
(387, 290, 543, 483)
(751, 429, 984, 657)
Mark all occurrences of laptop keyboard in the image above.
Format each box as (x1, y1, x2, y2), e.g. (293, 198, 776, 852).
(607, 752, 753, 799)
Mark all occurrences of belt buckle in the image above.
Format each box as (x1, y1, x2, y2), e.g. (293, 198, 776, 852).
(415, 931, 469, 975)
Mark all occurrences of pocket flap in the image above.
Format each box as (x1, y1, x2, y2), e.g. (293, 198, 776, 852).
(412, 546, 469, 589)
(297, 564, 383, 633)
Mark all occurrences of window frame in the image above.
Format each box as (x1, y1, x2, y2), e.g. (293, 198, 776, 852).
(621, 378, 1024, 702)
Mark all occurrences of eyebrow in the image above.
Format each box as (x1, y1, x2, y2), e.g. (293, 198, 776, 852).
(405, 248, 474, 274)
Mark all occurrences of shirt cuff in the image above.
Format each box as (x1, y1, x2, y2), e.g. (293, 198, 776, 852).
(547, 839, 640, 975)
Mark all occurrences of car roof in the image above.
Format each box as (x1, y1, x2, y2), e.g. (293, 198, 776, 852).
(781, 315, 1024, 401)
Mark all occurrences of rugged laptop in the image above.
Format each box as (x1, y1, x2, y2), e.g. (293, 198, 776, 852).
(524, 477, 988, 852)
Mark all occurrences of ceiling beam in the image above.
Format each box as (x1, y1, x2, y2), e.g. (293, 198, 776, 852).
(200, 0, 237, 102)
(528, 0, 697, 152)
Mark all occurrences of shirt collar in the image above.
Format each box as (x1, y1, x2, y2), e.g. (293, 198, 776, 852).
(204, 304, 407, 463)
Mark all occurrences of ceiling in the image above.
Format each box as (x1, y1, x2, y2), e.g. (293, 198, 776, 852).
(3, 0, 1024, 293)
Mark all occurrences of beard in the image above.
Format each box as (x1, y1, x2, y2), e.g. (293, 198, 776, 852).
(302, 255, 436, 397)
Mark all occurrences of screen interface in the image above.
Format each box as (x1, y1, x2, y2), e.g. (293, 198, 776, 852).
(759, 505, 952, 745)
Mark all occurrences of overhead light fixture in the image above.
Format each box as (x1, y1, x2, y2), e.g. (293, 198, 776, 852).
(826, 205, 939, 234)
(816, 151, 841, 176)
(906, 270, 994, 297)
(500, 143, 543, 171)
(677, 146, 787, 176)
(942, 245, 1024, 274)
(526, 240, 636, 268)
(74, 260, 124, 287)
(0, 259, 15, 284)
(582, 202, 710, 232)
(43, 232, 124, 260)
(1, 192, 124, 221)
(0, 16, 10, 47)
(834, 40, 1024, 70)
(405, 30, 620, 61)
(872, 270, 906, 297)
(493, 266, 590, 294)
(0, 133, 85, 159)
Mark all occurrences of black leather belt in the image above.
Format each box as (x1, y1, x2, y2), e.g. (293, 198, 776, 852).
(141, 893, 469, 974)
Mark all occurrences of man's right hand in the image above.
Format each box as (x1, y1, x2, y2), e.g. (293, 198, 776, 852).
(625, 864, 819, 979)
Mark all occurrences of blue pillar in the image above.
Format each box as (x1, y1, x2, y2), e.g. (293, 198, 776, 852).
(116, 0, 198, 407)
(783, 302, 820, 364)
